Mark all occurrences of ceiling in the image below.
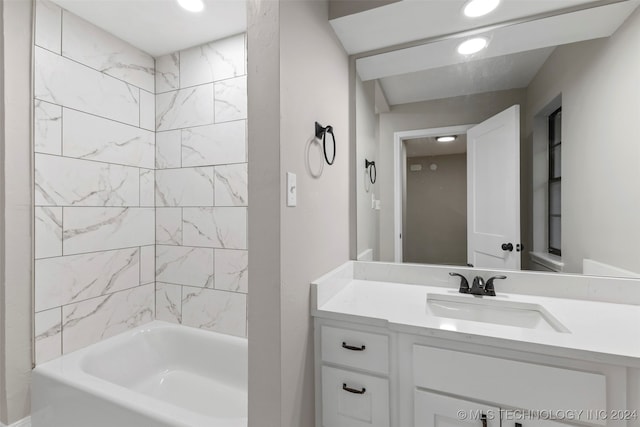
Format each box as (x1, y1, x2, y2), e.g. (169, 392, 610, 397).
(51, 0, 247, 57)
(351, 0, 640, 105)
(330, 0, 604, 55)
(406, 135, 467, 158)
(380, 47, 554, 105)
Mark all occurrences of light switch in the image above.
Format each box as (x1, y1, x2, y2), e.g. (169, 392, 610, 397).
(287, 172, 297, 207)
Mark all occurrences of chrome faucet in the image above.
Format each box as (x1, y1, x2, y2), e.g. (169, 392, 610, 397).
(449, 272, 506, 297)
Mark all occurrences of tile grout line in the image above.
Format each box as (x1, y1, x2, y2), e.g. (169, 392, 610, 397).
(156, 72, 247, 95)
(34, 98, 152, 132)
(36, 244, 154, 262)
(38, 282, 155, 319)
(35, 151, 155, 173)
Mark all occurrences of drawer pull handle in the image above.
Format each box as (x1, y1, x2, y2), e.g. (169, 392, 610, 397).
(481, 414, 487, 427)
(342, 383, 366, 394)
(342, 342, 366, 351)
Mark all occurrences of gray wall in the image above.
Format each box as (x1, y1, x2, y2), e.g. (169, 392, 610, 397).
(356, 75, 379, 260)
(248, 0, 350, 426)
(525, 8, 640, 274)
(1, 0, 33, 424)
(247, 0, 281, 425)
(404, 154, 467, 265)
(377, 89, 528, 262)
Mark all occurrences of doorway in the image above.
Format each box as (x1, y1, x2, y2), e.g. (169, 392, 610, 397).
(404, 134, 468, 265)
(393, 104, 522, 270)
(393, 125, 473, 263)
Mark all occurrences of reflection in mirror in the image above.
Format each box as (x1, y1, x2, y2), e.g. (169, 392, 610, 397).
(351, 0, 640, 278)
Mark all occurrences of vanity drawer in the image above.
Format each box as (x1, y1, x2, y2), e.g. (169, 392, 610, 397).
(322, 365, 389, 427)
(413, 345, 607, 424)
(321, 326, 389, 374)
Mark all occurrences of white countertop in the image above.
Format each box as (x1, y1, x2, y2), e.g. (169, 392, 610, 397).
(313, 278, 640, 367)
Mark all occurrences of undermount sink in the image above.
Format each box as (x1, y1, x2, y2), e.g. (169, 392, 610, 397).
(426, 293, 570, 333)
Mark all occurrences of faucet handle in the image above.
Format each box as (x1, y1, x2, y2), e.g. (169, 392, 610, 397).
(449, 272, 470, 294)
(485, 275, 507, 296)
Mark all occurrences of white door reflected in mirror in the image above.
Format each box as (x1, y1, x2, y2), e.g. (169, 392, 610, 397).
(467, 105, 520, 270)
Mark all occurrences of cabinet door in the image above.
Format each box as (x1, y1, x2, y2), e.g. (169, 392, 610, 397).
(503, 419, 578, 427)
(415, 390, 500, 427)
(322, 365, 389, 427)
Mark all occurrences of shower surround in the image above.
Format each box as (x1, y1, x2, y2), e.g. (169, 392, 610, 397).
(33, 0, 248, 364)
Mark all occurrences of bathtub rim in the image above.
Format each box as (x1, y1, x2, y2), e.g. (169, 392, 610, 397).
(32, 321, 248, 427)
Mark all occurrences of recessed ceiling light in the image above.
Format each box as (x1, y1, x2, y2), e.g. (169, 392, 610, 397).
(177, 0, 204, 13)
(463, 0, 500, 18)
(457, 38, 488, 55)
(436, 136, 457, 143)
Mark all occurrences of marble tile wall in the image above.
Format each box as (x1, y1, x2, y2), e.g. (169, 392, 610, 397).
(154, 34, 248, 338)
(33, 0, 248, 365)
(34, 1, 155, 364)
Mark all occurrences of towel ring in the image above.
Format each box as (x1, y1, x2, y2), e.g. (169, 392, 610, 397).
(315, 122, 336, 166)
(365, 159, 376, 184)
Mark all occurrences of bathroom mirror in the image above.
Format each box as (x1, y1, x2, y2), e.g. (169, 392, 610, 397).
(349, 0, 640, 278)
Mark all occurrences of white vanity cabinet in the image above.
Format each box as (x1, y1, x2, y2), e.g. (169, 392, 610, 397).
(414, 389, 500, 427)
(316, 321, 393, 427)
(414, 390, 572, 427)
(315, 318, 631, 427)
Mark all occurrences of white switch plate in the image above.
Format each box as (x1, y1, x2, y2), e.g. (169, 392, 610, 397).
(287, 172, 297, 207)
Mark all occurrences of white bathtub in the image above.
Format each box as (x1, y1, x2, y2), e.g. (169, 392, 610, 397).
(32, 321, 247, 427)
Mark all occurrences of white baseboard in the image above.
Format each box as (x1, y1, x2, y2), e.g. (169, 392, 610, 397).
(0, 416, 31, 427)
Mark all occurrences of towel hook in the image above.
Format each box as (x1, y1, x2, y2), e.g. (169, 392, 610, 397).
(365, 159, 376, 184)
(315, 122, 336, 165)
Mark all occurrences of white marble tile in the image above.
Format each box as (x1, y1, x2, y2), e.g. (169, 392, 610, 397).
(156, 208, 182, 245)
(62, 108, 154, 169)
(156, 53, 180, 94)
(35, 247, 140, 312)
(156, 84, 214, 131)
(156, 245, 214, 288)
(140, 169, 155, 207)
(61, 11, 154, 92)
(214, 76, 247, 123)
(35, 154, 139, 207)
(141, 245, 155, 285)
(63, 207, 155, 255)
(62, 283, 154, 354)
(182, 120, 246, 167)
(182, 287, 246, 337)
(35, 308, 62, 364)
(35, 100, 62, 155)
(35, 0, 62, 54)
(35, 47, 140, 126)
(183, 207, 247, 249)
(140, 90, 155, 131)
(35, 207, 63, 259)
(156, 282, 182, 324)
(155, 167, 214, 207)
(215, 249, 248, 293)
(156, 130, 182, 169)
(215, 164, 247, 206)
(180, 34, 245, 88)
